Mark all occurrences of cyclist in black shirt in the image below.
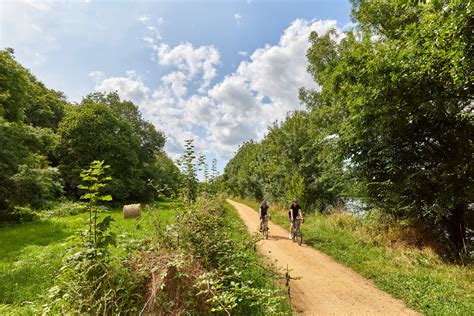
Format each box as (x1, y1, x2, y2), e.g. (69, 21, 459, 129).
(259, 201, 269, 231)
(288, 198, 303, 239)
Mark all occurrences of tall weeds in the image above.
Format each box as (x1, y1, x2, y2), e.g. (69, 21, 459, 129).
(139, 195, 289, 315)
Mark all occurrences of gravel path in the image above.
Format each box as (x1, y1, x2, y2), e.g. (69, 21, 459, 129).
(227, 199, 419, 316)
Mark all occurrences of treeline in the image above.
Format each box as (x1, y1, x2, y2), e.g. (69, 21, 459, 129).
(0, 48, 180, 221)
(223, 0, 473, 258)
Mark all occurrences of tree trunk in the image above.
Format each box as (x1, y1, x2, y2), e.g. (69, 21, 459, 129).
(448, 202, 468, 260)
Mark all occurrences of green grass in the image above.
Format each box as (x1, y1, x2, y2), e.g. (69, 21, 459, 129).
(223, 202, 293, 315)
(233, 197, 474, 315)
(0, 200, 181, 314)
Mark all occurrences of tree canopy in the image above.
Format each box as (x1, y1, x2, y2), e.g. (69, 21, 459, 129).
(224, 0, 473, 257)
(0, 49, 180, 220)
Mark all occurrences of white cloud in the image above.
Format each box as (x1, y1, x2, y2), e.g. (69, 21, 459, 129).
(237, 19, 336, 110)
(161, 71, 188, 98)
(234, 13, 242, 25)
(137, 15, 150, 24)
(238, 50, 248, 56)
(94, 71, 149, 105)
(204, 19, 338, 158)
(155, 42, 220, 90)
(139, 15, 164, 46)
(1, 1, 58, 54)
(23, 0, 53, 11)
(142, 37, 155, 45)
(184, 95, 217, 126)
(88, 70, 105, 83)
(92, 19, 342, 161)
(147, 25, 162, 40)
(31, 24, 42, 32)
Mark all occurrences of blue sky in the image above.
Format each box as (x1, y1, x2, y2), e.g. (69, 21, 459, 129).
(1, 0, 352, 172)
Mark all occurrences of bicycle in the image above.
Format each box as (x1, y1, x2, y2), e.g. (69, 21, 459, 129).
(293, 217, 303, 246)
(261, 215, 269, 239)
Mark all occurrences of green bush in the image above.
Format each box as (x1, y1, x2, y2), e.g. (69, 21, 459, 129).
(167, 196, 288, 315)
(0, 206, 38, 224)
(11, 158, 63, 210)
(43, 200, 85, 218)
(45, 161, 141, 314)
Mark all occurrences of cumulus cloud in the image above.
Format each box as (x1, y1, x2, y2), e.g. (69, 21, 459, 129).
(94, 71, 149, 105)
(183, 95, 218, 127)
(238, 19, 336, 110)
(205, 19, 338, 157)
(155, 43, 220, 90)
(233, 13, 242, 24)
(92, 19, 342, 160)
(161, 71, 188, 98)
(139, 15, 164, 46)
(88, 70, 105, 83)
(137, 15, 150, 24)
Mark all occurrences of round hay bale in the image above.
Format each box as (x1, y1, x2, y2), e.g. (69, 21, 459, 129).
(123, 203, 141, 219)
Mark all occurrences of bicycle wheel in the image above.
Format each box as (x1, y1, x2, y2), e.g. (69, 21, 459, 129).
(264, 227, 269, 239)
(298, 229, 303, 246)
(293, 222, 298, 243)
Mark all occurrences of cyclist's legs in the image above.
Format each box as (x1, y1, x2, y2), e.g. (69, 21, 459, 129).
(288, 213, 293, 238)
(293, 218, 300, 237)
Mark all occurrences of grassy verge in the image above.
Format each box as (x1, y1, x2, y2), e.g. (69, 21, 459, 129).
(232, 197, 474, 315)
(222, 202, 293, 315)
(0, 200, 181, 314)
(0, 198, 292, 315)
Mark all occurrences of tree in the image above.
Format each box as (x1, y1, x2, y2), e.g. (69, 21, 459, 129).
(147, 151, 181, 199)
(222, 111, 343, 210)
(0, 48, 29, 122)
(223, 141, 264, 200)
(285, 173, 305, 209)
(0, 49, 66, 219)
(57, 93, 170, 202)
(83, 92, 165, 164)
(211, 159, 218, 180)
(24, 75, 66, 130)
(0, 48, 67, 128)
(0, 120, 61, 217)
(56, 101, 140, 200)
(303, 0, 473, 257)
(177, 139, 200, 203)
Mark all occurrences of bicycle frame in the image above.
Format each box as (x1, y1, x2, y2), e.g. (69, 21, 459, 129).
(262, 215, 269, 239)
(293, 217, 303, 245)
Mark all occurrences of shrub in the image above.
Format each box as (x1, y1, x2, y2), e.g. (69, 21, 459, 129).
(45, 161, 141, 314)
(43, 200, 85, 218)
(132, 253, 211, 315)
(0, 206, 38, 224)
(161, 195, 287, 314)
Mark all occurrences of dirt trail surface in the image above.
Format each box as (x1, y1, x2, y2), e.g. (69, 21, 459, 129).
(227, 199, 419, 316)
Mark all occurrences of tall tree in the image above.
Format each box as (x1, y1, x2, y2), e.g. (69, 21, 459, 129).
(0, 48, 29, 122)
(57, 101, 140, 200)
(57, 93, 169, 202)
(302, 0, 473, 256)
(0, 49, 64, 218)
(24, 75, 66, 130)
